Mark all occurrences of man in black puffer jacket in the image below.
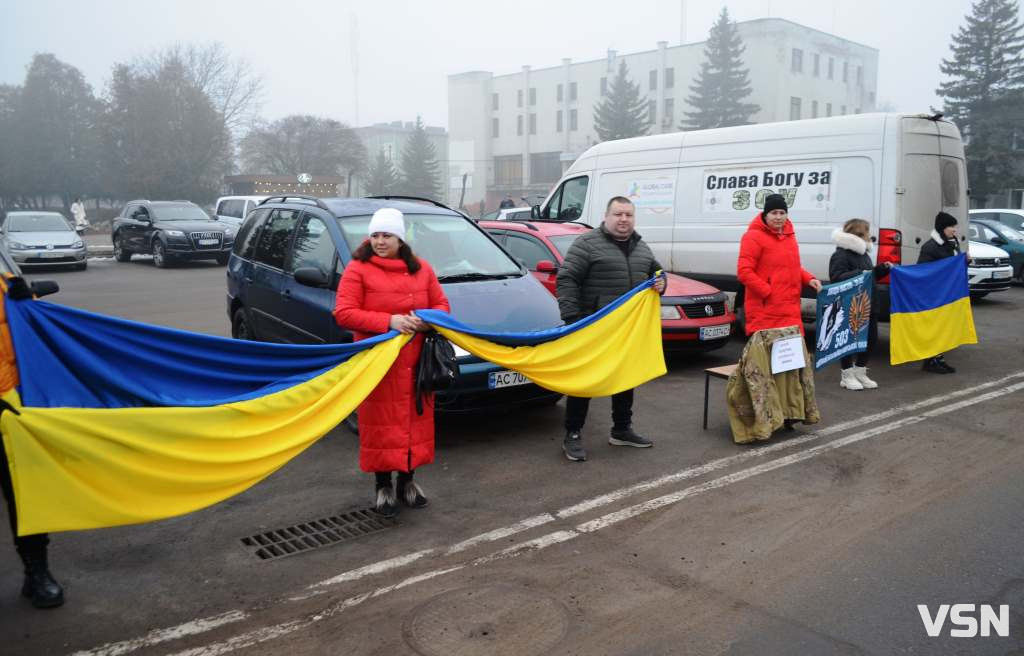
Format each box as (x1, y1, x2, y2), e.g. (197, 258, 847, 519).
(555, 196, 666, 462)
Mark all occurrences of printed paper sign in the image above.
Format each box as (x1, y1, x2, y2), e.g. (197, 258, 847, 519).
(770, 335, 807, 374)
(626, 179, 675, 214)
(814, 271, 873, 369)
(701, 162, 834, 213)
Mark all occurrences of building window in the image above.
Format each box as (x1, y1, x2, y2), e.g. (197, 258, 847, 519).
(790, 97, 802, 121)
(665, 67, 674, 89)
(857, 65, 863, 87)
(855, 107, 861, 114)
(530, 152, 562, 184)
(491, 93, 499, 111)
(557, 83, 563, 102)
(529, 87, 536, 105)
(517, 115, 523, 136)
(811, 100, 818, 118)
(663, 98, 674, 128)
(649, 69, 658, 90)
(529, 113, 537, 135)
(569, 108, 578, 131)
(556, 110, 563, 132)
(843, 61, 849, 83)
(491, 117, 499, 138)
(828, 57, 834, 80)
(600, 77, 607, 96)
(648, 100, 656, 124)
(569, 82, 578, 101)
(826, 102, 833, 117)
(840, 105, 846, 115)
(869, 91, 876, 103)
(813, 53, 820, 77)
(494, 155, 523, 186)
(791, 48, 803, 73)
(517, 89, 523, 108)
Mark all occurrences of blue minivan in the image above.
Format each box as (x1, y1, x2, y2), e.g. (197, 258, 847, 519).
(225, 196, 563, 411)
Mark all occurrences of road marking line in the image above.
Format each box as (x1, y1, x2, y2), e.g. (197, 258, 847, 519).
(80, 372, 1024, 655)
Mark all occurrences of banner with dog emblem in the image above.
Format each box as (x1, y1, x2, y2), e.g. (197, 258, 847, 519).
(814, 271, 873, 370)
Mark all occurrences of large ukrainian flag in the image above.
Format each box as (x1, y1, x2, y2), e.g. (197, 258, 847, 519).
(889, 254, 977, 365)
(0, 277, 664, 535)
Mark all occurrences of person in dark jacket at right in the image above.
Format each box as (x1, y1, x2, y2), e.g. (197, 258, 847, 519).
(917, 211, 961, 374)
(828, 219, 892, 391)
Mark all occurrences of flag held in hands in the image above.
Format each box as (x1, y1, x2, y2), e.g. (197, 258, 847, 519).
(889, 254, 977, 365)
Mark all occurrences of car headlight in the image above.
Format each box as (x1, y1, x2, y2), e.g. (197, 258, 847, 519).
(164, 230, 186, 237)
(8, 241, 28, 249)
(660, 305, 682, 320)
(72, 240, 84, 248)
(223, 227, 235, 237)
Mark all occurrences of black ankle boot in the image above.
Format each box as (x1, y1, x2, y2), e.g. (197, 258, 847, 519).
(396, 471, 429, 508)
(20, 554, 64, 609)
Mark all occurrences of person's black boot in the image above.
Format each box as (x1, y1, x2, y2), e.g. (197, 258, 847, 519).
(20, 553, 64, 609)
(396, 471, 429, 509)
(922, 357, 952, 374)
(373, 472, 398, 518)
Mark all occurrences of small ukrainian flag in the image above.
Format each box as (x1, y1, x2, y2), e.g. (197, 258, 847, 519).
(889, 254, 978, 365)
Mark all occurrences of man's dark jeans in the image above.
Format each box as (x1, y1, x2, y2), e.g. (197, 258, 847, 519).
(1, 435, 48, 558)
(564, 388, 634, 432)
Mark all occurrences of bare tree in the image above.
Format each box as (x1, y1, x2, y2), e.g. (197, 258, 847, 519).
(240, 115, 367, 180)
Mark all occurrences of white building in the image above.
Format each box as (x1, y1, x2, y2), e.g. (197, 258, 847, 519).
(448, 18, 878, 212)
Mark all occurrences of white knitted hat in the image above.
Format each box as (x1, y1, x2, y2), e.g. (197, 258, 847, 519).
(367, 207, 406, 241)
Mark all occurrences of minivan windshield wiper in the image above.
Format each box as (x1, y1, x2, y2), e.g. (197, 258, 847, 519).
(437, 272, 520, 283)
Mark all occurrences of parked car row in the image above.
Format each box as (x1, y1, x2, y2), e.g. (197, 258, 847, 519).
(0, 211, 88, 270)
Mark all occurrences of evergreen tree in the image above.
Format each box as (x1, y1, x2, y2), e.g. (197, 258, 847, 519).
(682, 7, 760, 130)
(938, 0, 1024, 206)
(364, 149, 400, 196)
(592, 60, 651, 142)
(398, 116, 442, 199)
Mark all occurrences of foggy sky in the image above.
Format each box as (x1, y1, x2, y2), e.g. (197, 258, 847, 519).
(1, 0, 986, 129)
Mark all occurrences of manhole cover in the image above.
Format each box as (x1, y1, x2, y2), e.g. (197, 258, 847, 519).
(240, 508, 391, 561)
(404, 584, 569, 656)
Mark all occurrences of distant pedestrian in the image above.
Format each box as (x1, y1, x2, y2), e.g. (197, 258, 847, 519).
(917, 211, 961, 374)
(333, 208, 450, 517)
(828, 219, 892, 390)
(70, 198, 88, 231)
(499, 195, 515, 210)
(555, 196, 666, 462)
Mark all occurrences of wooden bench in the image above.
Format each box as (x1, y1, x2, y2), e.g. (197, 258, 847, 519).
(703, 364, 738, 430)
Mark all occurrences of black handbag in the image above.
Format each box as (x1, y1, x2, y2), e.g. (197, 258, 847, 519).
(414, 331, 458, 414)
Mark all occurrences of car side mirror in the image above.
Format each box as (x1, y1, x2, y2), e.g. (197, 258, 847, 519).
(531, 204, 541, 219)
(992, 235, 1007, 246)
(536, 259, 558, 273)
(30, 280, 59, 297)
(294, 267, 329, 288)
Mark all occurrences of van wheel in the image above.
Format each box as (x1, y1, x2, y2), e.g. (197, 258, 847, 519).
(232, 307, 255, 340)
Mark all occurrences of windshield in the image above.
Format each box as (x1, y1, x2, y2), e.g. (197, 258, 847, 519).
(339, 213, 522, 279)
(151, 205, 213, 222)
(548, 234, 583, 258)
(994, 223, 1024, 242)
(6, 213, 72, 232)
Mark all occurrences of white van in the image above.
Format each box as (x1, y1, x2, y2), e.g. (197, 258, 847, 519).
(214, 196, 267, 228)
(536, 113, 968, 318)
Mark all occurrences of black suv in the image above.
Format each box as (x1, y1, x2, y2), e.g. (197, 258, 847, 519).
(112, 200, 235, 267)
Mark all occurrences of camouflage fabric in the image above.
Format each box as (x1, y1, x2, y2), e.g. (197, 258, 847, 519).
(726, 326, 820, 444)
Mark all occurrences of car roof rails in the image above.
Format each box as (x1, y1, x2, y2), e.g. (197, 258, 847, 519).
(259, 195, 331, 211)
(504, 218, 593, 230)
(363, 195, 458, 212)
(126, 199, 150, 204)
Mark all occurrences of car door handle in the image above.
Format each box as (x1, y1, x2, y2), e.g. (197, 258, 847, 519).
(281, 289, 292, 298)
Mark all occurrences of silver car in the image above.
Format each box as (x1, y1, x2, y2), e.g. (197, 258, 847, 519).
(0, 211, 88, 270)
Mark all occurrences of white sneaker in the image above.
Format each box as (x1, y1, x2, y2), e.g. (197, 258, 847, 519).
(852, 366, 878, 389)
(840, 368, 864, 391)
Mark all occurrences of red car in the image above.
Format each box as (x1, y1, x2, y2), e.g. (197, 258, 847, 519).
(480, 219, 736, 351)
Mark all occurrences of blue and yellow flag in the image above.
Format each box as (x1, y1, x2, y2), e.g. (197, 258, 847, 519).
(889, 254, 977, 365)
(0, 277, 664, 535)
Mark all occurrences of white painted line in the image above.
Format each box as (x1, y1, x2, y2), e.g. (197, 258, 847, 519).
(82, 371, 1024, 655)
(70, 611, 249, 656)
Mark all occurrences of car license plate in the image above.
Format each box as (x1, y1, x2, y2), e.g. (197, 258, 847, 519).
(198, 238, 219, 245)
(488, 370, 531, 389)
(699, 324, 731, 340)
(994, 271, 1012, 280)
(40, 251, 61, 258)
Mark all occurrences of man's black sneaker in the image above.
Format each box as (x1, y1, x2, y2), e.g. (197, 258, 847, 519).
(922, 358, 952, 374)
(609, 427, 653, 448)
(937, 358, 956, 374)
(563, 431, 587, 461)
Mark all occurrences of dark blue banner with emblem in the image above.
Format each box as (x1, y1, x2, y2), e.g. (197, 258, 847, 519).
(814, 271, 873, 370)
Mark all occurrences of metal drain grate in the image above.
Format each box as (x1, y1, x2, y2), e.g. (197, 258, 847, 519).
(240, 509, 392, 561)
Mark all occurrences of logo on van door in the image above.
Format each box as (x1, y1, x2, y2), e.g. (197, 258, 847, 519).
(702, 163, 833, 213)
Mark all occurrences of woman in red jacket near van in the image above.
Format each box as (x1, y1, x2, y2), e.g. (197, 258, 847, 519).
(334, 208, 450, 517)
(737, 194, 822, 335)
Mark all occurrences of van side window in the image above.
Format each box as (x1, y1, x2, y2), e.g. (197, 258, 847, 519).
(940, 158, 960, 207)
(234, 208, 271, 259)
(543, 176, 589, 221)
(289, 215, 336, 275)
(253, 209, 300, 270)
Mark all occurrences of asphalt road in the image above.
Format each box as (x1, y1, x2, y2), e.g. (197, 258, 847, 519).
(2, 258, 1022, 656)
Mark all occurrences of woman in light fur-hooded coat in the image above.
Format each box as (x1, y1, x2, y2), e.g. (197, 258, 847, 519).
(828, 219, 891, 390)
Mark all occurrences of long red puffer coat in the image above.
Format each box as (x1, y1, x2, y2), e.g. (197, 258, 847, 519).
(333, 254, 450, 473)
(737, 214, 815, 336)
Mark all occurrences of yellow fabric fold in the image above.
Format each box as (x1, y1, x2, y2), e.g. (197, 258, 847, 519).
(433, 287, 666, 397)
(889, 297, 977, 365)
(2, 334, 409, 535)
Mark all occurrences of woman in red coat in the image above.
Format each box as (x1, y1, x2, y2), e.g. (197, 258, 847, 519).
(737, 194, 823, 336)
(334, 208, 450, 517)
